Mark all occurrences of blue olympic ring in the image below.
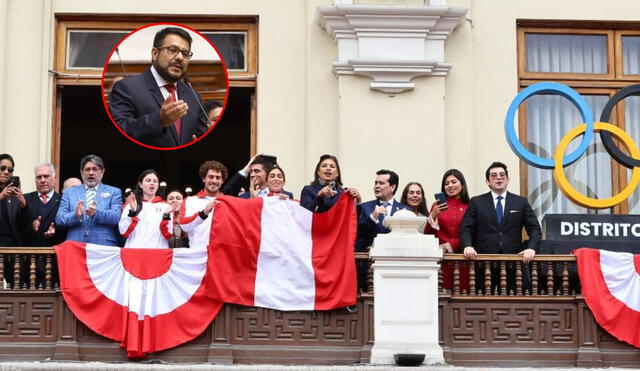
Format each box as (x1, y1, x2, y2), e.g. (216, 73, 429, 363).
(504, 82, 594, 169)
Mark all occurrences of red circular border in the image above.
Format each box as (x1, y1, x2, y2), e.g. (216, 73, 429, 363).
(100, 22, 230, 151)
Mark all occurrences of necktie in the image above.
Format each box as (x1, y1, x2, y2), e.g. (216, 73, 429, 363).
(164, 84, 182, 139)
(86, 187, 96, 207)
(380, 201, 390, 208)
(40, 193, 48, 204)
(496, 195, 504, 224)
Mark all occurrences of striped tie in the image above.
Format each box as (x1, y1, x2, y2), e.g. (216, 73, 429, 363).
(86, 187, 96, 207)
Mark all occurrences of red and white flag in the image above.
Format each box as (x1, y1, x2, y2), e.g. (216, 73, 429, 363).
(207, 193, 358, 311)
(574, 248, 640, 348)
(55, 241, 222, 358)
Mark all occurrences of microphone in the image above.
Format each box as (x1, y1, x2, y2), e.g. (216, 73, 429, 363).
(115, 48, 129, 77)
(183, 76, 214, 129)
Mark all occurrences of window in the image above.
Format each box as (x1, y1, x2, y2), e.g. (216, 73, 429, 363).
(52, 16, 259, 192)
(67, 30, 129, 69)
(517, 24, 640, 218)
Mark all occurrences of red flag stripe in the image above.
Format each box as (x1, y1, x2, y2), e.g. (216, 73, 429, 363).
(55, 241, 222, 357)
(207, 196, 263, 306)
(312, 193, 358, 310)
(574, 248, 640, 348)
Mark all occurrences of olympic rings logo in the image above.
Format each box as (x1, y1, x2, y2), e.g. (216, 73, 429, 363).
(505, 82, 640, 210)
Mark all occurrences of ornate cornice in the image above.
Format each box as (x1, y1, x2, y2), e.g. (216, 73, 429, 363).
(318, 4, 468, 94)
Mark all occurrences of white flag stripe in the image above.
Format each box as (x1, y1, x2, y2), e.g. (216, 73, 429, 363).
(86, 244, 207, 319)
(601, 249, 640, 311)
(254, 197, 316, 310)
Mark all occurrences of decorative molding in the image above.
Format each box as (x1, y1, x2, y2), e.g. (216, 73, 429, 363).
(318, 4, 468, 94)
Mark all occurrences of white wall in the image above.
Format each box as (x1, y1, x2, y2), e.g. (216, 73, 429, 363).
(1, 0, 639, 201)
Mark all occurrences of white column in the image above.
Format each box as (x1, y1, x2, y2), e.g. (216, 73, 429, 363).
(369, 213, 443, 365)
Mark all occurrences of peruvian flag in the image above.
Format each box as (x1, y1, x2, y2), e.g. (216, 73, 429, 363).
(55, 242, 222, 358)
(574, 248, 640, 348)
(207, 193, 358, 310)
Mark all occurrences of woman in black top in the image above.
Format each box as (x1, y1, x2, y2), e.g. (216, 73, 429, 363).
(300, 154, 360, 212)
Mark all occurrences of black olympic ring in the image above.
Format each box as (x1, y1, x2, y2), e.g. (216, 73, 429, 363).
(600, 84, 640, 169)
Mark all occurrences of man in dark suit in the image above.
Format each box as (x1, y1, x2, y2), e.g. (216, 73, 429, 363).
(460, 161, 541, 260)
(355, 169, 411, 292)
(460, 162, 541, 293)
(222, 154, 273, 199)
(355, 169, 412, 252)
(22, 163, 64, 288)
(109, 27, 209, 148)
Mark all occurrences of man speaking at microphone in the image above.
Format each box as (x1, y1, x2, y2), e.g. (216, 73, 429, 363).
(109, 27, 209, 148)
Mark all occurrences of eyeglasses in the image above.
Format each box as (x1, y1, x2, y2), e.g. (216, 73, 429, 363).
(157, 46, 193, 60)
(0, 165, 14, 173)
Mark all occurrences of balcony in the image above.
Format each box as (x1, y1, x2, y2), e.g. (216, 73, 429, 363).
(0, 248, 638, 366)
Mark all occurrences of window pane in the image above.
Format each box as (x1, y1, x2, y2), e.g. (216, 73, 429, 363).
(622, 36, 640, 75)
(525, 33, 607, 74)
(625, 96, 640, 212)
(202, 32, 246, 71)
(67, 31, 128, 69)
(526, 95, 611, 219)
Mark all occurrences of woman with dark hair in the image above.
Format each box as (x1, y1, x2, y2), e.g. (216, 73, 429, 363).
(166, 189, 189, 248)
(424, 169, 470, 292)
(266, 166, 294, 200)
(400, 182, 428, 216)
(119, 169, 173, 248)
(300, 154, 361, 212)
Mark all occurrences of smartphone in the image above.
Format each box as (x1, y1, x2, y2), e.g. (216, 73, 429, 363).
(9, 176, 20, 188)
(259, 154, 277, 165)
(434, 192, 447, 206)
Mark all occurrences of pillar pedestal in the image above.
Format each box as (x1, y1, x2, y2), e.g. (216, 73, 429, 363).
(369, 213, 443, 365)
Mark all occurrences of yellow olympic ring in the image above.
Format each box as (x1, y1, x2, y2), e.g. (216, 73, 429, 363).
(553, 122, 640, 209)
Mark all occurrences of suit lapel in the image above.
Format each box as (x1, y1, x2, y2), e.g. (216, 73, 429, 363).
(502, 192, 514, 227)
(145, 69, 165, 108)
(482, 192, 500, 227)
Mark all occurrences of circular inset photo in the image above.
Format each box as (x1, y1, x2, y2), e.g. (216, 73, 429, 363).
(101, 23, 229, 150)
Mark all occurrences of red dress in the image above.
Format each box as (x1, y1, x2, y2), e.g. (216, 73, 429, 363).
(424, 197, 470, 293)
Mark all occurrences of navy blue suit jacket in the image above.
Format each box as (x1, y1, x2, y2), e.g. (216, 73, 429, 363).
(109, 68, 209, 148)
(355, 199, 411, 251)
(22, 191, 64, 247)
(300, 184, 343, 213)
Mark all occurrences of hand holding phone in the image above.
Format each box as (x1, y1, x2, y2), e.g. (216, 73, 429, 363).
(435, 192, 447, 207)
(430, 192, 448, 219)
(9, 176, 20, 189)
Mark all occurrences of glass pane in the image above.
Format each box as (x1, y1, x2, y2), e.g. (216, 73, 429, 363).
(526, 95, 611, 219)
(525, 33, 608, 74)
(622, 36, 640, 75)
(625, 96, 640, 212)
(67, 30, 128, 69)
(202, 32, 247, 71)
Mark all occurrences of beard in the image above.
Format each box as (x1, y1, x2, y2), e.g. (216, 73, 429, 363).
(153, 60, 185, 83)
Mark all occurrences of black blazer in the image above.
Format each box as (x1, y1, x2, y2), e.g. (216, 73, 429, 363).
(459, 191, 541, 254)
(0, 195, 24, 246)
(109, 68, 209, 148)
(222, 172, 248, 197)
(21, 191, 64, 247)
